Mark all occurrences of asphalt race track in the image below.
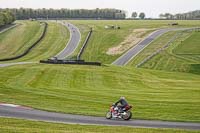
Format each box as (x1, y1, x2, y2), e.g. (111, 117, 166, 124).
(0, 24, 19, 34)
(112, 28, 198, 66)
(55, 21, 81, 59)
(0, 62, 36, 68)
(0, 105, 199, 130)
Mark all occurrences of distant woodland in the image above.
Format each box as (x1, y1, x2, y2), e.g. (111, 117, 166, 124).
(0, 8, 126, 20)
(0, 8, 199, 23)
(159, 10, 200, 20)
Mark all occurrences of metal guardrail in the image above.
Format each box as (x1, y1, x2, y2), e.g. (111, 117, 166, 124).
(0, 22, 48, 61)
(77, 29, 93, 60)
(136, 28, 199, 68)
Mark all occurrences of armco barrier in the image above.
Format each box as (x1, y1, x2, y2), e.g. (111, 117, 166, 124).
(0, 22, 48, 61)
(77, 29, 92, 60)
(40, 59, 101, 66)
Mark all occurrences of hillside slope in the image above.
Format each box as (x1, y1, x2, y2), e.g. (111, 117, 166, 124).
(131, 30, 200, 74)
(0, 21, 44, 59)
(0, 64, 199, 122)
(68, 20, 200, 64)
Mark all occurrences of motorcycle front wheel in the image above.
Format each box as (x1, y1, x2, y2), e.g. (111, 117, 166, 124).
(122, 111, 132, 120)
(106, 111, 112, 119)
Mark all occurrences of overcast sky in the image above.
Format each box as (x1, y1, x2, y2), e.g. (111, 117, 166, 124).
(0, 0, 199, 18)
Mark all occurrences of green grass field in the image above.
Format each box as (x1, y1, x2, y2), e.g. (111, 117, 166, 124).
(128, 31, 179, 66)
(16, 21, 70, 62)
(0, 118, 198, 133)
(131, 30, 200, 74)
(0, 21, 69, 62)
(0, 21, 44, 59)
(0, 20, 200, 132)
(67, 20, 200, 64)
(0, 64, 199, 122)
(174, 31, 200, 55)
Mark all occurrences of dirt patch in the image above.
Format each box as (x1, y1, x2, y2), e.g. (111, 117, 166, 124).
(106, 28, 156, 55)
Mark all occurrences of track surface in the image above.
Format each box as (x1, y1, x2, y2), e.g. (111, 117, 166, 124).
(112, 28, 197, 66)
(55, 21, 81, 59)
(0, 62, 36, 68)
(0, 24, 19, 34)
(0, 105, 199, 130)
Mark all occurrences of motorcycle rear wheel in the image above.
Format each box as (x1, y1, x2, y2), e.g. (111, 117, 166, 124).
(106, 111, 112, 119)
(122, 111, 132, 120)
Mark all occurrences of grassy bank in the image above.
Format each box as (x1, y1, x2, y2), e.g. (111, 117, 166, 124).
(0, 21, 44, 59)
(67, 20, 200, 64)
(0, 118, 198, 133)
(128, 31, 179, 66)
(0, 21, 70, 63)
(0, 64, 199, 122)
(13, 22, 70, 62)
(130, 30, 200, 74)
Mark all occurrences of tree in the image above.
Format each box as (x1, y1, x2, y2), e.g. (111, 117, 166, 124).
(5, 11, 15, 23)
(0, 10, 15, 27)
(0, 12, 5, 27)
(139, 12, 145, 19)
(131, 12, 137, 19)
(164, 13, 173, 19)
(2, 13, 7, 24)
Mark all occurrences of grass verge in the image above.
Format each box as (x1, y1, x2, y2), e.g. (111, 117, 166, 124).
(0, 21, 44, 59)
(0, 118, 198, 133)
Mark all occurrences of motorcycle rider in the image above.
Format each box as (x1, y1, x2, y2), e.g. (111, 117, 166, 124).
(114, 96, 129, 114)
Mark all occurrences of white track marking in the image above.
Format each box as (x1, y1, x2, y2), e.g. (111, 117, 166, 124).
(0, 104, 20, 108)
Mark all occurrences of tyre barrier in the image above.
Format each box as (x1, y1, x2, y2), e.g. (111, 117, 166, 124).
(0, 22, 48, 61)
(77, 28, 93, 60)
(40, 59, 101, 66)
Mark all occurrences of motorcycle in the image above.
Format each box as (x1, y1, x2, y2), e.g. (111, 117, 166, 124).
(106, 104, 133, 120)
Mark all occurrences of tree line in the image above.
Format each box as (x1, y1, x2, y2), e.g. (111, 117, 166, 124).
(0, 8, 126, 20)
(159, 10, 200, 20)
(0, 10, 15, 27)
(131, 12, 146, 19)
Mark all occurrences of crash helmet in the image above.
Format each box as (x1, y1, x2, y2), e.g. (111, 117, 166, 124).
(120, 96, 125, 99)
